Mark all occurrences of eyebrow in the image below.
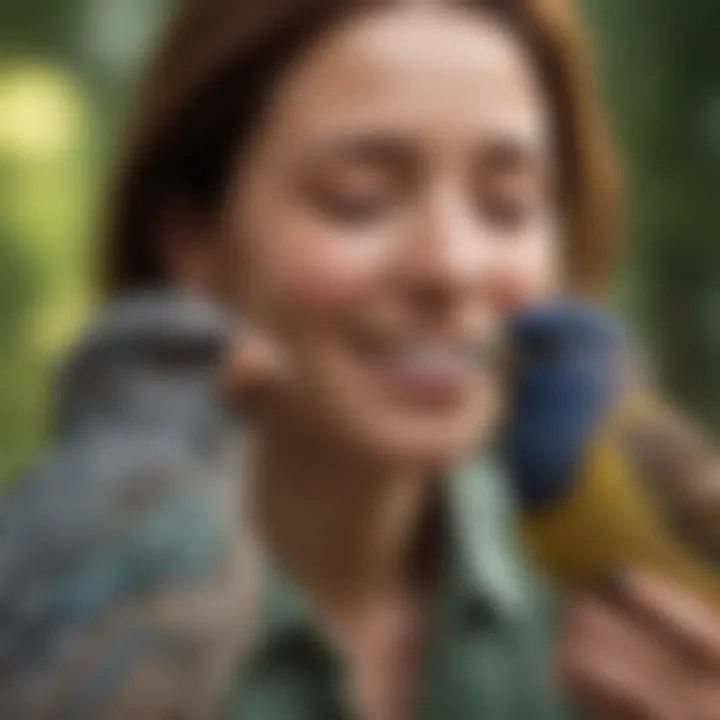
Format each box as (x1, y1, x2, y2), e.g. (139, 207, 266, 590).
(294, 132, 420, 171)
(293, 129, 551, 177)
(478, 132, 550, 175)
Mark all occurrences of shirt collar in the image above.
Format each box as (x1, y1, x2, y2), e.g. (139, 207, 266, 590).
(259, 453, 530, 654)
(444, 454, 531, 626)
(260, 554, 315, 650)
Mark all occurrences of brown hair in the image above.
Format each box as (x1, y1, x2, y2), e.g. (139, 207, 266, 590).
(104, 0, 616, 295)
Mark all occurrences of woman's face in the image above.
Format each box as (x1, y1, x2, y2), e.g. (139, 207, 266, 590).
(219, 5, 561, 467)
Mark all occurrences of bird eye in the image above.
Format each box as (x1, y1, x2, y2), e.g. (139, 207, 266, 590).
(520, 333, 567, 365)
(149, 344, 190, 372)
(149, 339, 222, 372)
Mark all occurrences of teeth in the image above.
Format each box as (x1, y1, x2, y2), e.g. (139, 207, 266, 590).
(393, 345, 473, 373)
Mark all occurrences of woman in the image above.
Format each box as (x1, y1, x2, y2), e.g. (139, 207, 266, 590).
(104, 0, 720, 717)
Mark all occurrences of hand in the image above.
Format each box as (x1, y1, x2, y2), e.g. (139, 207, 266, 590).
(560, 570, 720, 719)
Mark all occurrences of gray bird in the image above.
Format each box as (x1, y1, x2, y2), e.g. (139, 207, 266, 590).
(0, 290, 259, 720)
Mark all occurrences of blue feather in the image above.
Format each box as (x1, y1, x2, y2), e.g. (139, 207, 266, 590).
(505, 301, 629, 508)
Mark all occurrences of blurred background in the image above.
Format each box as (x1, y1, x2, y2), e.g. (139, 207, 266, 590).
(0, 0, 718, 479)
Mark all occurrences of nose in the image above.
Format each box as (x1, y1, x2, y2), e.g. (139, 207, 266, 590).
(396, 189, 488, 316)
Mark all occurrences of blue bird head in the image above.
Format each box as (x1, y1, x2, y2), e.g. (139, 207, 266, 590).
(503, 301, 636, 509)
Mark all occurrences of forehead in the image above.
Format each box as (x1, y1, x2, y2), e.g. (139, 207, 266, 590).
(260, 5, 551, 152)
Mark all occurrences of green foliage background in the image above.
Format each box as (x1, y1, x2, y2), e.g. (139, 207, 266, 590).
(0, 0, 718, 478)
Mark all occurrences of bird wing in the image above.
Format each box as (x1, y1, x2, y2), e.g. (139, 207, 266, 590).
(0, 436, 258, 720)
(0, 291, 258, 719)
(615, 398, 720, 562)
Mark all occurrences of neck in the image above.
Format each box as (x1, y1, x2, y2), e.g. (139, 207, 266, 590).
(253, 415, 436, 607)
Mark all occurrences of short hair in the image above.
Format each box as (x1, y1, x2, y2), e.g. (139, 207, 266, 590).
(104, 0, 617, 295)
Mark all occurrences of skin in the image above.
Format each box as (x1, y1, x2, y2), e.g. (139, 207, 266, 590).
(225, 5, 559, 469)
(167, 4, 720, 719)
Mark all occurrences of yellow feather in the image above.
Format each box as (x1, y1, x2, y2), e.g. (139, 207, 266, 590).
(519, 392, 720, 606)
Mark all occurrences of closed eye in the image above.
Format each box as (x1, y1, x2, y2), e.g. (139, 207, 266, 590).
(475, 134, 553, 233)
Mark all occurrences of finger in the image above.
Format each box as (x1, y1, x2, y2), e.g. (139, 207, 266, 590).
(560, 597, 686, 719)
(686, 681, 720, 720)
(611, 570, 720, 671)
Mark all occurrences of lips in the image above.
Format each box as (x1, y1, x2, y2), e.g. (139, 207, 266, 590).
(351, 333, 486, 407)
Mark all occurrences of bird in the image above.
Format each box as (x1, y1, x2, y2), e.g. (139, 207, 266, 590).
(0, 290, 259, 720)
(504, 300, 720, 606)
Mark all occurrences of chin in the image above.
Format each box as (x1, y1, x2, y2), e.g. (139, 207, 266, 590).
(363, 417, 490, 472)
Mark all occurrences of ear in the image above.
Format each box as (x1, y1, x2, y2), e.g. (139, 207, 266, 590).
(157, 199, 222, 296)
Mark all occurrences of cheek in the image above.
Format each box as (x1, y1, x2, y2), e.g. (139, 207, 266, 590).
(237, 207, 387, 335)
(488, 225, 562, 312)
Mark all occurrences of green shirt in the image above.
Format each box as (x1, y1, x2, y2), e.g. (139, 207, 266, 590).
(229, 457, 571, 719)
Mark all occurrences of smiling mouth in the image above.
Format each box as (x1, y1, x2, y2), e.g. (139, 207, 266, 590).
(351, 332, 500, 406)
